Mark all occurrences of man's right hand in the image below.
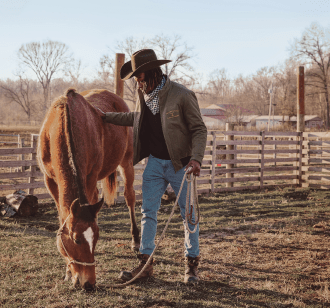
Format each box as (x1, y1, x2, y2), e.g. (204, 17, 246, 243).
(96, 107, 107, 122)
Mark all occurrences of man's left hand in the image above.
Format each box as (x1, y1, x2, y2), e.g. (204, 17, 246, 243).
(185, 160, 201, 177)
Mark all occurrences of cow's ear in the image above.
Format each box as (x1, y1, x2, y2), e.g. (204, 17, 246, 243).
(90, 198, 104, 218)
(70, 198, 81, 216)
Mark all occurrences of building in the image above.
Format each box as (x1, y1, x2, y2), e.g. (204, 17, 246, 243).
(201, 104, 256, 129)
(226, 115, 259, 128)
(255, 115, 323, 130)
(201, 104, 323, 130)
(201, 116, 225, 129)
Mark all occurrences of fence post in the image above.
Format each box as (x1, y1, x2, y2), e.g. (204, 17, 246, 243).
(296, 131, 303, 187)
(260, 131, 265, 189)
(211, 131, 216, 193)
(301, 132, 310, 188)
(226, 123, 234, 188)
(28, 134, 38, 195)
(297, 66, 305, 132)
(19, 137, 25, 172)
(114, 53, 125, 98)
(273, 136, 276, 167)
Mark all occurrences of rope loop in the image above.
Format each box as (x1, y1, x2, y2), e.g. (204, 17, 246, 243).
(184, 172, 200, 233)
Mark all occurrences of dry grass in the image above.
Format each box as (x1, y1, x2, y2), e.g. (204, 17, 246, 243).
(1, 127, 330, 307)
(1, 187, 330, 307)
(0, 126, 41, 134)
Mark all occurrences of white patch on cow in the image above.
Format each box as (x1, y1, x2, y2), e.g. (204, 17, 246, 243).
(83, 227, 94, 253)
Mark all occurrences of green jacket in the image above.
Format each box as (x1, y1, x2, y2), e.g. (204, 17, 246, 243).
(105, 77, 207, 172)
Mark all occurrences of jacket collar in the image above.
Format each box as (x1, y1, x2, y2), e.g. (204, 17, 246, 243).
(158, 75, 171, 105)
(136, 75, 171, 112)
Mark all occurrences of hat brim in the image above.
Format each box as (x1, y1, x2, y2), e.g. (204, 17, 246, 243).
(120, 59, 172, 81)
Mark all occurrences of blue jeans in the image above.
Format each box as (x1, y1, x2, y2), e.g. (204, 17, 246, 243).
(139, 155, 199, 257)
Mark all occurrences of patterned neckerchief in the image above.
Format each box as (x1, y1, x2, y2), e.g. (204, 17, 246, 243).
(143, 76, 166, 115)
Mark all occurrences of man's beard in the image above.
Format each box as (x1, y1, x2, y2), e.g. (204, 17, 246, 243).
(141, 81, 148, 94)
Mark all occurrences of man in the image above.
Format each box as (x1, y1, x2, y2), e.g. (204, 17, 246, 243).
(102, 49, 207, 283)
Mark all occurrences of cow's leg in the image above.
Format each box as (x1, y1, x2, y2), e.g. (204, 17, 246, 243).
(118, 162, 140, 251)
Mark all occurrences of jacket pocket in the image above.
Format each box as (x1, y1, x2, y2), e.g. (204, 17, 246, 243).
(165, 109, 189, 135)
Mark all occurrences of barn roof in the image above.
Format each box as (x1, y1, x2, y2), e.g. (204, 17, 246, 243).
(256, 115, 321, 122)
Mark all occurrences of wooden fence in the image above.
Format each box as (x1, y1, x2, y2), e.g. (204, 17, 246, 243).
(199, 129, 303, 194)
(301, 132, 330, 189)
(1, 130, 330, 202)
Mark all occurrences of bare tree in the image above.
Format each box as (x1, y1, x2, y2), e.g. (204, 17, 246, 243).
(224, 105, 251, 126)
(149, 34, 195, 85)
(96, 37, 148, 108)
(17, 40, 72, 112)
(99, 34, 196, 109)
(207, 68, 231, 104)
(95, 54, 115, 90)
(65, 59, 85, 88)
(0, 76, 38, 120)
(116, 36, 149, 58)
(273, 60, 297, 121)
(291, 23, 330, 128)
(251, 67, 275, 115)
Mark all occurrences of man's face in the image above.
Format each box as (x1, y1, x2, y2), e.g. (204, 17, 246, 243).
(135, 73, 152, 94)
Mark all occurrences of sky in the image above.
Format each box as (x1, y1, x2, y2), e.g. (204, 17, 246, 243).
(0, 0, 330, 84)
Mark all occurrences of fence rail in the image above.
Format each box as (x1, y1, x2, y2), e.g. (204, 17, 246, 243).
(301, 132, 330, 189)
(1, 130, 330, 202)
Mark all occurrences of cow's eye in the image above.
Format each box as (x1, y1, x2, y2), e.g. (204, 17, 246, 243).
(74, 238, 81, 245)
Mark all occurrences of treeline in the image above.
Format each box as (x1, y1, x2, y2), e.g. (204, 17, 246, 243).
(0, 23, 329, 127)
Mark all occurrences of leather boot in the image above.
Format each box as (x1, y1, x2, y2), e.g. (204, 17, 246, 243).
(119, 254, 153, 281)
(184, 256, 200, 283)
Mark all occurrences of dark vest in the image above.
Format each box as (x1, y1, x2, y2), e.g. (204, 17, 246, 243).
(143, 105, 171, 160)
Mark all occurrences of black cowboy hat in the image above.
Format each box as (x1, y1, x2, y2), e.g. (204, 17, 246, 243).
(120, 49, 171, 81)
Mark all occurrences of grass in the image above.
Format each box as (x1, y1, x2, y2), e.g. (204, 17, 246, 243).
(1, 187, 330, 307)
(0, 126, 41, 134)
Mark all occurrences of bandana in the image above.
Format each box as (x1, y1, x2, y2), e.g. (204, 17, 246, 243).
(143, 76, 166, 115)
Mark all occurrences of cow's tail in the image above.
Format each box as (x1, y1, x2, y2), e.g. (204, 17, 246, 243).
(101, 171, 117, 207)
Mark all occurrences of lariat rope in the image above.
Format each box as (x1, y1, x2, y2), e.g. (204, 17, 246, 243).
(57, 215, 96, 267)
(100, 168, 200, 289)
(185, 172, 200, 233)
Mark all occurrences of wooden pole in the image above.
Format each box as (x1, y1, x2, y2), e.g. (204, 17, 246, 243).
(297, 66, 305, 132)
(260, 131, 265, 189)
(114, 53, 125, 98)
(297, 131, 303, 187)
(28, 134, 38, 196)
(226, 123, 234, 188)
(268, 83, 273, 131)
(211, 131, 216, 193)
(19, 137, 24, 172)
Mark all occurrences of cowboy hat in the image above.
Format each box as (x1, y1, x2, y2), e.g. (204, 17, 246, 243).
(120, 49, 171, 81)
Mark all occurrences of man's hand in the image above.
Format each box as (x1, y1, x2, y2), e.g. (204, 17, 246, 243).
(185, 160, 201, 177)
(96, 107, 107, 122)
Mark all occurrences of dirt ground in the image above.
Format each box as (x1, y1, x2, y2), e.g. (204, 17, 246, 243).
(1, 187, 330, 307)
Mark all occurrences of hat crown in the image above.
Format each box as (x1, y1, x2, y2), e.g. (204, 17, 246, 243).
(131, 49, 158, 71)
(120, 48, 171, 80)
